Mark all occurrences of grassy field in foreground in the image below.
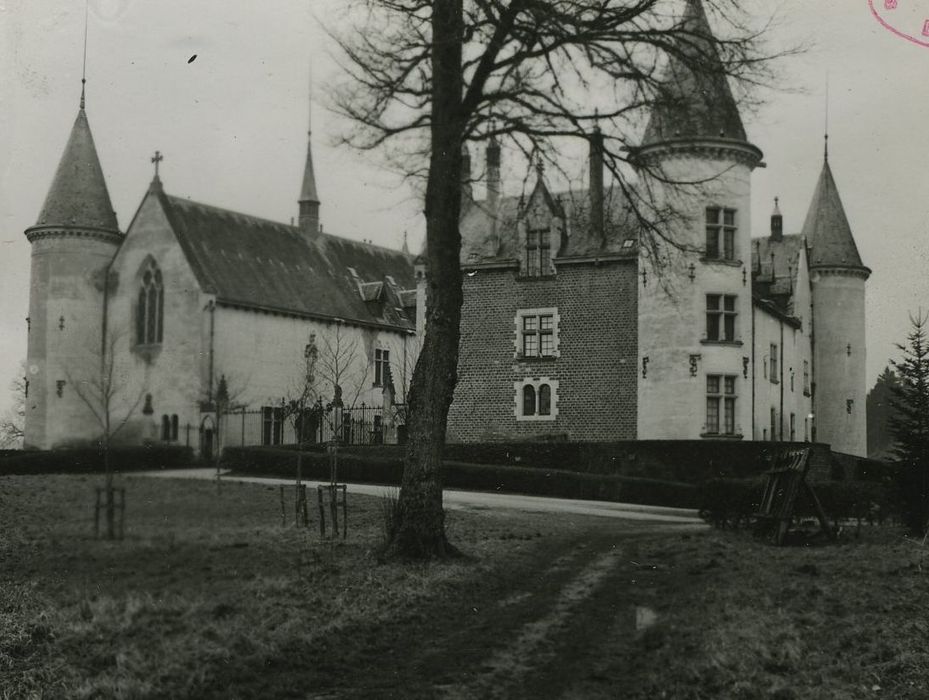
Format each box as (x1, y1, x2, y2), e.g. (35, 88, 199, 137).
(2, 474, 928, 699)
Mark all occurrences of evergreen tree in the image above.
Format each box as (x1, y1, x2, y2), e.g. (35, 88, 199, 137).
(890, 312, 929, 535)
(867, 366, 900, 459)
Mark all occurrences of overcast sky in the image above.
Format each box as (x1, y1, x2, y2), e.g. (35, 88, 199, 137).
(1, 0, 927, 417)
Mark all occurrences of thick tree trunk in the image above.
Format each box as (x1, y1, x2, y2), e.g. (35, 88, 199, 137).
(389, 0, 465, 559)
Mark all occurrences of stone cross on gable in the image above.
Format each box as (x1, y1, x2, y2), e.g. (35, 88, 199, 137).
(151, 150, 164, 177)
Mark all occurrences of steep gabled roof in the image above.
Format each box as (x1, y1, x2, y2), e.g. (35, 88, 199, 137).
(752, 234, 805, 315)
(641, 0, 748, 146)
(34, 109, 120, 232)
(459, 185, 638, 264)
(801, 159, 866, 269)
(156, 192, 414, 330)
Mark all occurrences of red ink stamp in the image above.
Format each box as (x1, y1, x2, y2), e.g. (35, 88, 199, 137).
(869, 0, 929, 47)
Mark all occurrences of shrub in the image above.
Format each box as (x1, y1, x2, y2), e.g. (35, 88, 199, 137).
(699, 477, 900, 530)
(221, 446, 699, 508)
(698, 478, 765, 529)
(337, 440, 826, 484)
(0, 446, 194, 476)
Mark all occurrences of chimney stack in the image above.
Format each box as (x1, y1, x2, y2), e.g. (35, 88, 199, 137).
(461, 144, 473, 205)
(486, 135, 501, 211)
(589, 126, 605, 241)
(770, 197, 783, 241)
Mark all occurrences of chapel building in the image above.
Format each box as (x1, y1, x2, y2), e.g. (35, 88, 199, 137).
(23, 88, 418, 455)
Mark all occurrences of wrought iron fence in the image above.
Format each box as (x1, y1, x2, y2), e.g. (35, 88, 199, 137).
(219, 403, 407, 448)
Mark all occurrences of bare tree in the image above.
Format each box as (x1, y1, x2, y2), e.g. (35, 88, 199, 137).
(68, 328, 146, 539)
(330, 0, 791, 557)
(316, 321, 372, 412)
(0, 362, 26, 449)
(281, 333, 322, 523)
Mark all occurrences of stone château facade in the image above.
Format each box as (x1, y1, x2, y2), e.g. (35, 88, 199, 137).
(444, 0, 869, 456)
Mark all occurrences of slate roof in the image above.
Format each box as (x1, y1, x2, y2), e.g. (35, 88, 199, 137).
(801, 159, 866, 269)
(752, 234, 805, 316)
(34, 109, 120, 232)
(641, 0, 748, 146)
(459, 182, 639, 264)
(156, 192, 415, 330)
(299, 130, 319, 204)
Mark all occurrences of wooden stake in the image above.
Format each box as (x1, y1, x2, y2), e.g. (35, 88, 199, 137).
(94, 487, 101, 538)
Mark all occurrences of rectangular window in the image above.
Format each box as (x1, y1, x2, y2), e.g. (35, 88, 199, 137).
(706, 294, 737, 342)
(517, 310, 557, 358)
(770, 407, 777, 441)
(705, 207, 737, 261)
(770, 344, 779, 384)
(525, 228, 551, 276)
(374, 348, 390, 387)
(803, 360, 810, 395)
(723, 376, 736, 435)
(706, 375, 738, 436)
(790, 413, 796, 441)
(262, 406, 284, 445)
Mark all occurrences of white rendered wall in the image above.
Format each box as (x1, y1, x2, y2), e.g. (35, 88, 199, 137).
(811, 270, 868, 456)
(24, 235, 119, 448)
(752, 308, 813, 442)
(638, 153, 755, 440)
(105, 192, 209, 446)
(211, 307, 413, 412)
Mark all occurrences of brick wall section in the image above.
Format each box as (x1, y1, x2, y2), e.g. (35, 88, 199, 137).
(447, 261, 638, 442)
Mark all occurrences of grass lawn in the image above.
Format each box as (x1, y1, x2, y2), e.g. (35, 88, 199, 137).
(1, 473, 928, 699)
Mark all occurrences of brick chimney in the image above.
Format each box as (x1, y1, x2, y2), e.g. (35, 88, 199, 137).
(589, 126, 605, 241)
(486, 135, 501, 211)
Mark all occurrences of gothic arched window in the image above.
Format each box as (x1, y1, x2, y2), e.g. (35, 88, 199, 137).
(538, 384, 552, 416)
(137, 260, 164, 345)
(522, 385, 536, 416)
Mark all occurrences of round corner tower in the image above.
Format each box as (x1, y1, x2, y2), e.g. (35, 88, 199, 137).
(634, 0, 763, 440)
(802, 153, 869, 456)
(23, 98, 122, 449)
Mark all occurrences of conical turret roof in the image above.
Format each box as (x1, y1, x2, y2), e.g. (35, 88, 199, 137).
(801, 158, 865, 269)
(642, 0, 748, 145)
(35, 108, 119, 231)
(299, 130, 319, 204)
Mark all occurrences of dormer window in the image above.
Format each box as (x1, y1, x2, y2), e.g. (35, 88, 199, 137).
(136, 260, 164, 345)
(526, 227, 551, 276)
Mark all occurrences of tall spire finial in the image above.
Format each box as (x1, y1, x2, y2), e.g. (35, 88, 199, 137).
(824, 71, 830, 162)
(308, 58, 314, 136)
(80, 0, 89, 109)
